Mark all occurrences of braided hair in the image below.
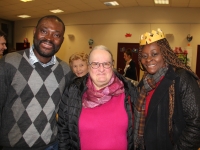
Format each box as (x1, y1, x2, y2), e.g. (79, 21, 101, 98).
(138, 38, 200, 83)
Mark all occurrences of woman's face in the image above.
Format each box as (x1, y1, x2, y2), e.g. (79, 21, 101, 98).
(88, 49, 113, 90)
(140, 42, 165, 75)
(71, 59, 88, 77)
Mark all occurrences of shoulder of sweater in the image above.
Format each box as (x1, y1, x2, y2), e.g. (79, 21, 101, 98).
(4, 50, 25, 60)
(55, 57, 71, 75)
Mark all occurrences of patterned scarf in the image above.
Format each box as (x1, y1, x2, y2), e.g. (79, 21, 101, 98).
(134, 66, 168, 149)
(82, 74, 125, 108)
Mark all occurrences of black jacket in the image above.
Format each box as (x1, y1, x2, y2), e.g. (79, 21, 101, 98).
(124, 60, 137, 81)
(137, 66, 200, 150)
(58, 72, 138, 150)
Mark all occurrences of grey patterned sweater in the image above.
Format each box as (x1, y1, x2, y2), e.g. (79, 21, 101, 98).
(0, 49, 72, 150)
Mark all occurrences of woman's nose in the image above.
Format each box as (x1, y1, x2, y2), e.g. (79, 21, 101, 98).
(146, 55, 152, 62)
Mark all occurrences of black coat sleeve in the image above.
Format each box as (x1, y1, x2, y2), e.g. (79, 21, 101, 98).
(57, 87, 70, 150)
(173, 70, 200, 150)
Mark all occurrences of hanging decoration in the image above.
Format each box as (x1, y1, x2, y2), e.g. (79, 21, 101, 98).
(186, 34, 193, 46)
(88, 39, 94, 49)
(125, 33, 132, 37)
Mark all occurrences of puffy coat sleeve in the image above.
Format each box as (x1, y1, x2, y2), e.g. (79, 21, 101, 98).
(58, 76, 84, 150)
(57, 86, 70, 150)
(173, 70, 200, 150)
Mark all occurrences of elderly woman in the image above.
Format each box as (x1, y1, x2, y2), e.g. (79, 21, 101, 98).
(69, 52, 89, 77)
(134, 28, 200, 150)
(58, 45, 137, 150)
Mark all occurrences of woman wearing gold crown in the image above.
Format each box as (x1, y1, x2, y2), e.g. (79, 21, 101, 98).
(134, 28, 200, 150)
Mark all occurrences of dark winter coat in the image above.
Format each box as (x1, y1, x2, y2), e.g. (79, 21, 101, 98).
(137, 66, 200, 150)
(58, 72, 138, 150)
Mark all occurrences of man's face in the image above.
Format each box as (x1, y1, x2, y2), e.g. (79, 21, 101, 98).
(0, 36, 7, 55)
(33, 18, 64, 62)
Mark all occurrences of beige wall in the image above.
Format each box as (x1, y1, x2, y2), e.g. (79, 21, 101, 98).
(14, 6, 200, 79)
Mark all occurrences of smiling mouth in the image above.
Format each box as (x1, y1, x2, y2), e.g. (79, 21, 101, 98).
(146, 64, 156, 68)
(41, 42, 53, 49)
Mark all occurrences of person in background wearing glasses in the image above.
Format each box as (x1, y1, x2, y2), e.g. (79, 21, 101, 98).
(58, 45, 137, 150)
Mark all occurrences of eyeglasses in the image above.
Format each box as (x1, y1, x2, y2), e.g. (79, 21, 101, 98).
(89, 62, 112, 69)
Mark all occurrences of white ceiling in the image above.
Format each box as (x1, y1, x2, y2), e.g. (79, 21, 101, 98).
(0, 0, 200, 21)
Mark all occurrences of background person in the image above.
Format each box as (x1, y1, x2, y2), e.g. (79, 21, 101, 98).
(0, 15, 74, 150)
(69, 52, 89, 77)
(58, 45, 137, 150)
(123, 49, 137, 81)
(134, 28, 200, 150)
(0, 30, 7, 57)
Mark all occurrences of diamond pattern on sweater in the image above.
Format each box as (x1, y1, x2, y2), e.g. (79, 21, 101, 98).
(23, 123, 40, 147)
(35, 85, 50, 108)
(28, 70, 43, 95)
(41, 122, 52, 144)
(26, 97, 42, 122)
(33, 111, 48, 134)
(44, 72, 59, 96)
(43, 98, 55, 121)
(11, 97, 25, 121)
(8, 123, 22, 146)
(12, 70, 27, 96)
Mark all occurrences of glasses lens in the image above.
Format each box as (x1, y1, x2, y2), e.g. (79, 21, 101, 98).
(103, 62, 111, 68)
(91, 62, 99, 69)
(90, 62, 112, 69)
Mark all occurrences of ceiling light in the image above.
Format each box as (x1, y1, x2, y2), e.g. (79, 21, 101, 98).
(17, 15, 31, 18)
(50, 9, 64, 13)
(20, 0, 33, 2)
(104, 1, 119, 6)
(154, 0, 169, 4)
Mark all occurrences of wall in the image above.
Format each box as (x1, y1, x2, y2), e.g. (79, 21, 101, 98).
(14, 6, 200, 79)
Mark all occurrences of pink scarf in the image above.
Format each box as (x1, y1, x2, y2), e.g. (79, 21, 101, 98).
(82, 74, 125, 108)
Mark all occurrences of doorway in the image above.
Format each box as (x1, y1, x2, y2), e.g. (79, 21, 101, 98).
(117, 43, 140, 81)
(196, 45, 200, 78)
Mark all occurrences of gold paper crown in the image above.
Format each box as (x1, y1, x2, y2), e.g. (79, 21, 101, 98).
(140, 28, 165, 45)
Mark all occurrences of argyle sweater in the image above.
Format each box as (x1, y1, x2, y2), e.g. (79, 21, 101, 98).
(0, 49, 72, 150)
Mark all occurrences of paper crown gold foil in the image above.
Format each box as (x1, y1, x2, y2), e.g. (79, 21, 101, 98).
(140, 28, 165, 45)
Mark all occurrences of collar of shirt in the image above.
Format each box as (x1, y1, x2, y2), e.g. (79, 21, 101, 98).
(29, 45, 57, 67)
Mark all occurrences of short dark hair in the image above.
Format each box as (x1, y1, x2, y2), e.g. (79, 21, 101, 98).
(36, 15, 65, 32)
(124, 48, 132, 57)
(0, 30, 7, 40)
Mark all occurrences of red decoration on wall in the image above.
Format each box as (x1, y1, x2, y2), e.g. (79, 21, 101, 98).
(125, 33, 132, 37)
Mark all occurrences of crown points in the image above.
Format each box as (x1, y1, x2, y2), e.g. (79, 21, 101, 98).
(140, 28, 165, 45)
